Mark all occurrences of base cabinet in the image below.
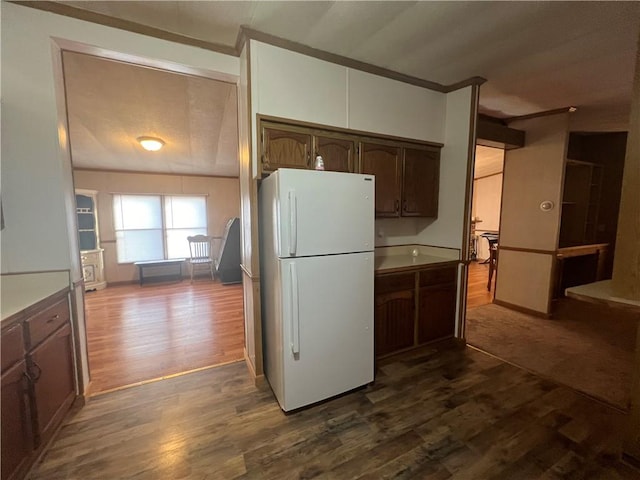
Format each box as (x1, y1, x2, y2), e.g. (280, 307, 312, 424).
(28, 324, 75, 447)
(418, 284, 457, 344)
(1, 290, 76, 480)
(375, 265, 457, 358)
(1, 360, 33, 480)
(375, 290, 415, 356)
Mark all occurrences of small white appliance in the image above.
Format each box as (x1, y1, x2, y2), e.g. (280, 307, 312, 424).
(259, 168, 375, 411)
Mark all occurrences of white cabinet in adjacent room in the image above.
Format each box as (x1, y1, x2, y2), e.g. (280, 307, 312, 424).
(75, 190, 106, 291)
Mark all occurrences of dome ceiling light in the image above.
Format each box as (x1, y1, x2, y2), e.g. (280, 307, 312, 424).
(137, 136, 165, 151)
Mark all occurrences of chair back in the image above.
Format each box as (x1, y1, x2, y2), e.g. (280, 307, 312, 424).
(187, 235, 212, 260)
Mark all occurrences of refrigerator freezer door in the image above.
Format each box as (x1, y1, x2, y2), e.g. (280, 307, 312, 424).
(278, 252, 374, 411)
(274, 169, 374, 258)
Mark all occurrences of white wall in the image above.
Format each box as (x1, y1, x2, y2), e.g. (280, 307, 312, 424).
(249, 41, 448, 179)
(0, 3, 239, 275)
(348, 69, 445, 142)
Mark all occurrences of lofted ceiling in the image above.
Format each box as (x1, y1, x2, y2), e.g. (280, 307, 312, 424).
(63, 52, 239, 176)
(55, 1, 640, 175)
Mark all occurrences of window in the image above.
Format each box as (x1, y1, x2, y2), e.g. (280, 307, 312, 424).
(113, 194, 207, 263)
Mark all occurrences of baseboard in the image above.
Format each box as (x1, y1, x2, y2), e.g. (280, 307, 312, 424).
(493, 299, 551, 318)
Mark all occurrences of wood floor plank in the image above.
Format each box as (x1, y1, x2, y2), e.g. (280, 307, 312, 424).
(30, 345, 638, 480)
(84, 280, 244, 394)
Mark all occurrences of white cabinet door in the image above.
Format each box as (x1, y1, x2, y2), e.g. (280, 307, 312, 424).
(279, 252, 374, 411)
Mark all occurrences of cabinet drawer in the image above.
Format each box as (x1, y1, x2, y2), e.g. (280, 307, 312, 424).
(375, 273, 415, 294)
(25, 297, 70, 350)
(419, 266, 456, 287)
(1, 323, 25, 373)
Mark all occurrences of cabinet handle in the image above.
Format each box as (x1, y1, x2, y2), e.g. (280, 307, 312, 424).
(23, 371, 34, 386)
(30, 362, 42, 382)
(47, 314, 60, 323)
(395, 200, 399, 212)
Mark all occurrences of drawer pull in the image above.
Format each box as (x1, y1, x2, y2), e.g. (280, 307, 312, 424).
(47, 314, 60, 323)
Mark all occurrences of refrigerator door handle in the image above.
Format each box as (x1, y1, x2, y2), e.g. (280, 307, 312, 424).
(288, 189, 298, 256)
(289, 262, 300, 355)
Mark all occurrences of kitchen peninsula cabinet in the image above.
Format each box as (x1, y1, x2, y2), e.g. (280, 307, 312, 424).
(361, 142, 402, 217)
(375, 264, 457, 358)
(1, 279, 76, 480)
(1, 323, 32, 480)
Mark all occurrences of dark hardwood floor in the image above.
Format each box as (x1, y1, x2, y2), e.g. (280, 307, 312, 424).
(31, 343, 638, 479)
(84, 279, 245, 394)
(467, 261, 494, 310)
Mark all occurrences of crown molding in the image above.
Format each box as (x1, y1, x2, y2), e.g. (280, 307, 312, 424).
(11, 1, 237, 56)
(14, 1, 485, 95)
(505, 106, 577, 124)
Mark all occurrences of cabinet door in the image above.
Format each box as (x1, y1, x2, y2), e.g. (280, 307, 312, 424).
(262, 126, 312, 173)
(375, 290, 415, 356)
(28, 324, 75, 446)
(361, 143, 401, 217)
(417, 284, 456, 344)
(314, 135, 356, 173)
(402, 147, 440, 217)
(1, 360, 33, 480)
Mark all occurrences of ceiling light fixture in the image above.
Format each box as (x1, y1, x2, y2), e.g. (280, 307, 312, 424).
(137, 136, 165, 151)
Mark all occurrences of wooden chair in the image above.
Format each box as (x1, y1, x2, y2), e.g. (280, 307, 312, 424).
(488, 241, 498, 291)
(480, 233, 499, 291)
(187, 235, 215, 283)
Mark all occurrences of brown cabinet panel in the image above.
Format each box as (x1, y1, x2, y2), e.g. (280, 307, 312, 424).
(417, 284, 457, 344)
(361, 143, 402, 217)
(375, 272, 416, 295)
(402, 147, 440, 217)
(25, 297, 69, 350)
(1, 360, 33, 480)
(315, 135, 355, 173)
(28, 324, 75, 446)
(262, 126, 312, 172)
(1, 323, 24, 373)
(419, 266, 456, 288)
(375, 290, 415, 356)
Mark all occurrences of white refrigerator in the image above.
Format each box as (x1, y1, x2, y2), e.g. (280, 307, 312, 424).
(259, 168, 375, 412)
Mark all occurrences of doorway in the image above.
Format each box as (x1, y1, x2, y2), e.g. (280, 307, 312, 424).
(466, 145, 504, 310)
(61, 50, 245, 394)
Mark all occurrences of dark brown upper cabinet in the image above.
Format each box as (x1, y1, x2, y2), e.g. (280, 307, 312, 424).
(314, 135, 356, 173)
(262, 125, 312, 173)
(360, 142, 402, 217)
(402, 147, 440, 218)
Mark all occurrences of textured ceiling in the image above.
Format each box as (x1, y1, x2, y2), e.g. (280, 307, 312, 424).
(57, 1, 639, 175)
(59, 0, 640, 128)
(63, 52, 239, 176)
(474, 146, 504, 179)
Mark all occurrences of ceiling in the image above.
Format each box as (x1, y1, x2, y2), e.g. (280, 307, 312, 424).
(63, 52, 239, 176)
(56, 1, 640, 175)
(474, 146, 504, 179)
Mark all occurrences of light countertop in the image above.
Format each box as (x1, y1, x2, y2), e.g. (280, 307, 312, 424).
(1, 271, 70, 322)
(375, 245, 460, 274)
(566, 280, 640, 313)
